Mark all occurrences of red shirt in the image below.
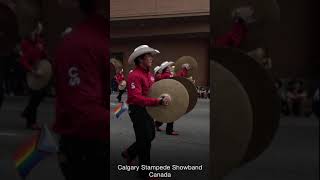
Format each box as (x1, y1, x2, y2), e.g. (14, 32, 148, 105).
(214, 21, 247, 48)
(175, 68, 188, 78)
(115, 72, 125, 84)
(126, 66, 160, 107)
(155, 68, 188, 81)
(52, 14, 109, 141)
(20, 36, 47, 72)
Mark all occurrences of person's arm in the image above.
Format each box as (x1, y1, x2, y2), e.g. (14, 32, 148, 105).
(159, 73, 173, 80)
(230, 22, 247, 47)
(114, 74, 120, 84)
(128, 76, 161, 107)
(175, 68, 188, 77)
(20, 42, 33, 72)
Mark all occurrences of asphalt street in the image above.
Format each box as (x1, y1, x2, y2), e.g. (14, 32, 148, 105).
(0, 94, 318, 180)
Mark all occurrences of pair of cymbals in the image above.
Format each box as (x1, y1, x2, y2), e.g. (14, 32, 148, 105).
(146, 76, 198, 123)
(210, 48, 280, 179)
(27, 60, 52, 90)
(146, 79, 189, 123)
(210, 61, 253, 179)
(172, 77, 198, 113)
(174, 56, 198, 81)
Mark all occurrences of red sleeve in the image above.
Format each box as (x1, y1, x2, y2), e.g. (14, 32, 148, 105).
(115, 74, 120, 83)
(155, 73, 161, 81)
(20, 41, 33, 72)
(214, 22, 247, 48)
(230, 23, 247, 47)
(157, 73, 172, 81)
(175, 68, 188, 77)
(128, 76, 160, 107)
(115, 74, 125, 83)
(120, 74, 125, 81)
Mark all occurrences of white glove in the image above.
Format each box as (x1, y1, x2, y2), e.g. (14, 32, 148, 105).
(182, 64, 191, 70)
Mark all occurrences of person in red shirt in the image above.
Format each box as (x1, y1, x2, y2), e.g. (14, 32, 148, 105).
(52, 0, 109, 179)
(154, 61, 191, 135)
(20, 21, 47, 130)
(214, 17, 248, 48)
(122, 45, 171, 179)
(115, 68, 126, 102)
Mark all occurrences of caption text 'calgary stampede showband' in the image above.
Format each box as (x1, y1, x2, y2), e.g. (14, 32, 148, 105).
(118, 164, 203, 178)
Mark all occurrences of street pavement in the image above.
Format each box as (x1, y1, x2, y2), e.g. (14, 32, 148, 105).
(0, 94, 318, 180)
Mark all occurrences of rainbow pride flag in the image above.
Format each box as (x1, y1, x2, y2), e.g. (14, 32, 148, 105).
(13, 125, 58, 179)
(113, 102, 128, 119)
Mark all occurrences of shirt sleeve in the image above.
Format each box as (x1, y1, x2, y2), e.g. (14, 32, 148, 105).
(157, 73, 173, 80)
(20, 41, 33, 72)
(175, 68, 188, 77)
(230, 23, 247, 47)
(128, 76, 160, 107)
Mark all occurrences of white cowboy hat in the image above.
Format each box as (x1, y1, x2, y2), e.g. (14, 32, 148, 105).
(154, 66, 161, 74)
(159, 61, 174, 72)
(128, 45, 160, 65)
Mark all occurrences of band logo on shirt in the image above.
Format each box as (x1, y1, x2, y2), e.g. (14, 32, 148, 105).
(131, 82, 136, 89)
(68, 66, 80, 87)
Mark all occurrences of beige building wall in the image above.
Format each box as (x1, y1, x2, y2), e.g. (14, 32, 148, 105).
(110, 0, 210, 86)
(111, 0, 209, 20)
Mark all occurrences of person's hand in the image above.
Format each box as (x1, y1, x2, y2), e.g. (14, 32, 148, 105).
(182, 63, 191, 70)
(159, 94, 171, 106)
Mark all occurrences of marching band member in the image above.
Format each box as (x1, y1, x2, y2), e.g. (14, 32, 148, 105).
(214, 6, 255, 48)
(153, 65, 162, 80)
(122, 45, 171, 179)
(154, 61, 191, 135)
(115, 68, 126, 102)
(20, 21, 47, 130)
(53, 0, 109, 179)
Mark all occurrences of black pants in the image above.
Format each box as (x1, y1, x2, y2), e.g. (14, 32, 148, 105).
(58, 136, 109, 180)
(155, 121, 174, 133)
(22, 88, 47, 126)
(127, 105, 155, 177)
(117, 90, 125, 102)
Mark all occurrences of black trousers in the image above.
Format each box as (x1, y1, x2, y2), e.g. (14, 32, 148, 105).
(22, 88, 47, 126)
(117, 89, 125, 102)
(155, 121, 174, 133)
(58, 136, 109, 180)
(127, 105, 155, 177)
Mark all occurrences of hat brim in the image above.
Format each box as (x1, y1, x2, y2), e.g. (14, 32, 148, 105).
(160, 62, 174, 72)
(128, 48, 160, 64)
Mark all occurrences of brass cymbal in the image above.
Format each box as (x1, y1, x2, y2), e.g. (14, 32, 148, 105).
(212, 48, 280, 164)
(210, 61, 253, 179)
(146, 79, 189, 123)
(27, 60, 52, 90)
(174, 56, 198, 80)
(172, 77, 198, 113)
(110, 58, 123, 72)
